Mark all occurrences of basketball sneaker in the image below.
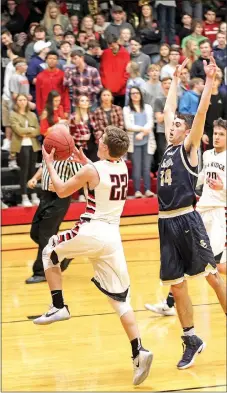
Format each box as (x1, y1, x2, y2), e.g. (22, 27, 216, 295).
(33, 305, 70, 325)
(177, 335, 206, 370)
(144, 300, 176, 316)
(132, 350, 153, 386)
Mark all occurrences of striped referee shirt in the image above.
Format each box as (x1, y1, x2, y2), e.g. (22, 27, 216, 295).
(41, 160, 81, 191)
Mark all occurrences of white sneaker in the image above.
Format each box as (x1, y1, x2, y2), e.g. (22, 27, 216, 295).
(144, 300, 176, 316)
(133, 350, 153, 386)
(1, 138, 11, 151)
(144, 190, 155, 198)
(78, 195, 86, 202)
(33, 305, 70, 325)
(1, 201, 8, 209)
(21, 195, 33, 207)
(31, 194, 40, 206)
(8, 159, 19, 170)
(135, 191, 143, 198)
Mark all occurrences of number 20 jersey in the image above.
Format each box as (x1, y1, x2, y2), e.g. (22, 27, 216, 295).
(81, 159, 128, 225)
(158, 144, 198, 211)
(197, 149, 226, 208)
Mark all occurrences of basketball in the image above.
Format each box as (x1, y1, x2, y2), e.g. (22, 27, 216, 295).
(44, 124, 75, 161)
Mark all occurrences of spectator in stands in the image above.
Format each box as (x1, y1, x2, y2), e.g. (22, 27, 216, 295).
(94, 13, 110, 38)
(130, 37, 150, 79)
(202, 74, 227, 149)
(92, 88, 124, 145)
(181, 20, 206, 56)
(157, 43, 170, 68)
(160, 48, 180, 79)
(2, 43, 21, 155)
(212, 22, 226, 47)
(100, 35, 130, 108)
(2, 0, 25, 36)
(26, 22, 40, 45)
(182, 0, 203, 20)
(76, 30, 89, 51)
(190, 39, 223, 80)
(27, 40, 51, 103)
(40, 90, 68, 137)
(10, 94, 41, 207)
(80, 15, 105, 48)
(137, 4, 161, 64)
(64, 31, 82, 51)
(144, 64, 162, 110)
(1, 30, 13, 91)
(154, 76, 171, 162)
(182, 39, 198, 71)
(40, 1, 71, 40)
(70, 94, 97, 166)
(63, 0, 89, 17)
(25, 26, 57, 62)
(9, 57, 35, 110)
(123, 86, 156, 198)
(104, 5, 135, 40)
(64, 49, 102, 112)
(177, 67, 190, 97)
(52, 24, 64, 49)
(36, 51, 70, 116)
(217, 67, 227, 98)
(118, 28, 132, 53)
(155, 0, 176, 46)
(213, 32, 227, 71)
(178, 13, 192, 43)
(85, 40, 102, 69)
(125, 62, 146, 106)
(178, 77, 204, 115)
(203, 8, 219, 45)
(58, 40, 72, 70)
(69, 13, 79, 35)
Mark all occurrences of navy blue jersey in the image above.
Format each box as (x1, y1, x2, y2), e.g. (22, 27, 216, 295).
(158, 144, 198, 211)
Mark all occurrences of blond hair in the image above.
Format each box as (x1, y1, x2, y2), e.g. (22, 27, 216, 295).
(182, 39, 198, 70)
(127, 61, 140, 78)
(43, 2, 61, 31)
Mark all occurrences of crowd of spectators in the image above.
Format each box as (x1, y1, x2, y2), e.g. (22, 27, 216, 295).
(1, 0, 227, 207)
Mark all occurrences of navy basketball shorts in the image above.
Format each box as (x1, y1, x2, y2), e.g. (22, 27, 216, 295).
(158, 210, 217, 285)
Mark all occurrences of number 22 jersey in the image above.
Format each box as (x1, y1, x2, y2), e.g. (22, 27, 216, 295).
(158, 144, 198, 211)
(81, 159, 128, 225)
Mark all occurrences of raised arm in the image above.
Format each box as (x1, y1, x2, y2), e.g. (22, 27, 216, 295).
(164, 58, 189, 143)
(184, 56, 217, 152)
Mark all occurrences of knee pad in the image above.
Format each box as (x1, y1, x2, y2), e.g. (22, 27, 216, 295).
(108, 297, 132, 317)
(42, 235, 60, 271)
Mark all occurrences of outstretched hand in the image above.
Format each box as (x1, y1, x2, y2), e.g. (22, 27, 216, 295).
(42, 145, 55, 165)
(173, 58, 190, 78)
(203, 56, 217, 79)
(69, 146, 90, 165)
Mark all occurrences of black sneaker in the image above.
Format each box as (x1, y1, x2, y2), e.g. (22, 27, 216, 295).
(177, 335, 206, 370)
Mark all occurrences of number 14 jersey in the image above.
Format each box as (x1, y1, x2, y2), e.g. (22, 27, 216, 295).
(158, 144, 198, 211)
(81, 159, 128, 225)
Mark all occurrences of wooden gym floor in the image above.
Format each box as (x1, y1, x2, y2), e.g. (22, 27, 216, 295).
(2, 216, 226, 392)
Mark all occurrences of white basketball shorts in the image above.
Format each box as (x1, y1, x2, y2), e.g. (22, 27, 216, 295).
(43, 219, 130, 300)
(197, 207, 226, 262)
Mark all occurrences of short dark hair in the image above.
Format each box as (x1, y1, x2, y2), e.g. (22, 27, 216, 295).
(60, 40, 71, 47)
(8, 42, 23, 56)
(104, 126, 129, 158)
(130, 36, 141, 45)
(64, 31, 75, 38)
(177, 113, 195, 130)
(53, 23, 63, 30)
(169, 48, 180, 55)
(161, 76, 172, 83)
(46, 51, 59, 59)
(71, 49, 84, 57)
(107, 34, 118, 45)
(199, 38, 211, 47)
(213, 118, 227, 130)
(34, 26, 46, 34)
(87, 39, 100, 49)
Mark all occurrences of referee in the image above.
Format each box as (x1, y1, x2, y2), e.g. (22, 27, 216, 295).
(26, 157, 81, 284)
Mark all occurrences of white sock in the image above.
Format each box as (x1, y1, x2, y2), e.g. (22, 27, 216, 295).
(183, 327, 195, 337)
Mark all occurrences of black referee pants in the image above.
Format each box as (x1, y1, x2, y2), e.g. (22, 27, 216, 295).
(30, 190, 71, 276)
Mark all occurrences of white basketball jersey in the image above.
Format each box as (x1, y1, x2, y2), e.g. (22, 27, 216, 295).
(80, 159, 128, 225)
(197, 149, 226, 208)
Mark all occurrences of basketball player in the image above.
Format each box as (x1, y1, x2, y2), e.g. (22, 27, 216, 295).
(145, 117, 227, 316)
(145, 56, 226, 370)
(33, 126, 153, 386)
